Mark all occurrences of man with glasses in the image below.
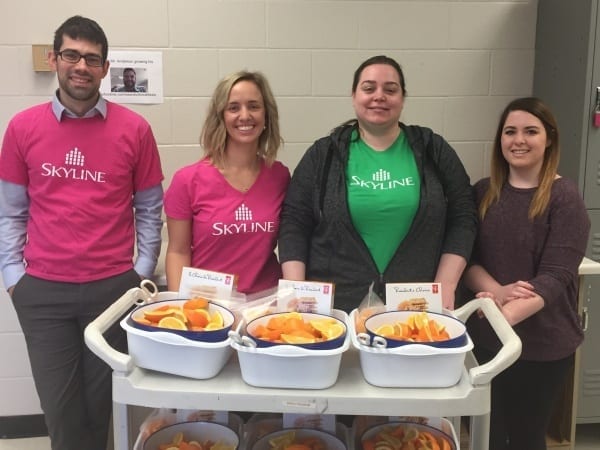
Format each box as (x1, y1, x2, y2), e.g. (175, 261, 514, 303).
(0, 15, 163, 450)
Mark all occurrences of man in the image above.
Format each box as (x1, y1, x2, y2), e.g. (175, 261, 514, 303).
(112, 67, 146, 92)
(0, 16, 163, 450)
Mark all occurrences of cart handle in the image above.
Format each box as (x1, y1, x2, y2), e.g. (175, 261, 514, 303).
(84, 287, 149, 374)
(454, 297, 522, 386)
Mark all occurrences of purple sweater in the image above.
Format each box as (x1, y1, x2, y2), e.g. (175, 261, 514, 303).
(468, 177, 590, 361)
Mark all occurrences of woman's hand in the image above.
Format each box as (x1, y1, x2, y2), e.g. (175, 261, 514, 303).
(475, 282, 543, 325)
(495, 280, 536, 306)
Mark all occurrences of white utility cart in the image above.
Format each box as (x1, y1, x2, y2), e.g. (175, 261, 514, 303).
(85, 285, 521, 450)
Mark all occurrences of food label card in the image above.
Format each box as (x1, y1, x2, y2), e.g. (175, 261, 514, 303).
(178, 267, 235, 299)
(277, 280, 334, 314)
(385, 283, 442, 313)
(282, 413, 336, 433)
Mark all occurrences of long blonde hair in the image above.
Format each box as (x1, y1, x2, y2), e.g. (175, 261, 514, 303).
(479, 97, 560, 220)
(200, 71, 283, 167)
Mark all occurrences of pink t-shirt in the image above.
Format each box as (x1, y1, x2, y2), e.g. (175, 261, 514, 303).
(164, 158, 290, 294)
(0, 102, 164, 282)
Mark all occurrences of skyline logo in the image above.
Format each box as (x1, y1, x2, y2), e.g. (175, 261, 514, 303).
(212, 203, 276, 236)
(350, 168, 415, 190)
(41, 148, 107, 182)
(372, 169, 391, 182)
(235, 203, 253, 221)
(65, 147, 85, 166)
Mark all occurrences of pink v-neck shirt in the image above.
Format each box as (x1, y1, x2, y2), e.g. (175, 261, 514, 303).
(164, 158, 290, 293)
(0, 102, 164, 282)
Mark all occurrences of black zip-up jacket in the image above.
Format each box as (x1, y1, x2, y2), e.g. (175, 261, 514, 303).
(278, 122, 477, 312)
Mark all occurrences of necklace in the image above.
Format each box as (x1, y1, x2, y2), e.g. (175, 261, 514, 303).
(221, 157, 260, 193)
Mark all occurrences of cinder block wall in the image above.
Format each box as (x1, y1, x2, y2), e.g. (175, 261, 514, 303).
(0, 0, 538, 416)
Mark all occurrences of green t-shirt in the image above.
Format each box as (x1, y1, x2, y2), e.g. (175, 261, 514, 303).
(347, 131, 420, 273)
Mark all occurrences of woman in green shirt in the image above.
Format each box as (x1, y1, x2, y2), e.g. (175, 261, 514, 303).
(278, 55, 477, 312)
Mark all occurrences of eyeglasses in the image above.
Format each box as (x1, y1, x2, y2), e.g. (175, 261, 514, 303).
(56, 49, 104, 67)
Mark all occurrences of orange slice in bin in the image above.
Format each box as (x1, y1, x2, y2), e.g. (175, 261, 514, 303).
(281, 333, 316, 344)
(134, 317, 154, 326)
(422, 431, 441, 450)
(184, 308, 210, 328)
(374, 324, 395, 337)
(157, 316, 187, 330)
(143, 306, 175, 322)
(183, 297, 209, 310)
(210, 310, 224, 328)
(204, 322, 224, 331)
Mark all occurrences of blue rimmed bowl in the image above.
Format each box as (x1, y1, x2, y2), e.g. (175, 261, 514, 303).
(143, 421, 239, 450)
(364, 310, 467, 349)
(245, 311, 347, 350)
(127, 299, 234, 343)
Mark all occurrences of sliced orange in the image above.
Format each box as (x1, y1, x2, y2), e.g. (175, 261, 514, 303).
(413, 312, 429, 330)
(282, 316, 306, 334)
(418, 325, 434, 342)
(204, 322, 224, 331)
(157, 316, 187, 330)
(310, 320, 344, 340)
(269, 431, 295, 448)
(184, 308, 210, 328)
(264, 329, 282, 341)
(183, 297, 209, 310)
(422, 431, 441, 450)
(281, 333, 316, 344)
(397, 322, 413, 339)
(210, 310, 224, 328)
(143, 308, 175, 323)
(134, 317, 154, 326)
(287, 328, 316, 339)
(441, 436, 452, 450)
(285, 311, 303, 321)
(171, 309, 188, 324)
(374, 324, 395, 337)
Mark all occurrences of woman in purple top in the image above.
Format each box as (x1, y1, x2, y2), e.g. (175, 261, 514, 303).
(463, 97, 590, 450)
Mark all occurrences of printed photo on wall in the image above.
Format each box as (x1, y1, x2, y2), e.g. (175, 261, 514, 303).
(100, 50, 163, 104)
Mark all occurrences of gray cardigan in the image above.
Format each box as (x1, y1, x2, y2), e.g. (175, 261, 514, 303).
(278, 122, 477, 312)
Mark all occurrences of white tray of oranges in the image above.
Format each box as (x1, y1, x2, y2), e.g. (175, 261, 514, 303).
(231, 309, 350, 389)
(120, 297, 235, 379)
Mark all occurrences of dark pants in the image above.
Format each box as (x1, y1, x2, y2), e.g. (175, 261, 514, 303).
(474, 346, 574, 450)
(11, 270, 140, 450)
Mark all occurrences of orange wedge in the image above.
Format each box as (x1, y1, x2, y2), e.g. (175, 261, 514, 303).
(143, 307, 175, 323)
(422, 432, 441, 450)
(210, 310, 224, 328)
(183, 297, 209, 310)
(184, 308, 210, 328)
(374, 324, 395, 337)
(134, 317, 154, 326)
(157, 316, 187, 330)
(204, 322, 224, 331)
(170, 309, 188, 324)
(281, 333, 316, 344)
(441, 436, 452, 450)
(310, 320, 344, 340)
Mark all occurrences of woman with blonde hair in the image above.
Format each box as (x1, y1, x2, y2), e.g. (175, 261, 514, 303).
(164, 71, 290, 293)
(463, 97, 590, 450)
